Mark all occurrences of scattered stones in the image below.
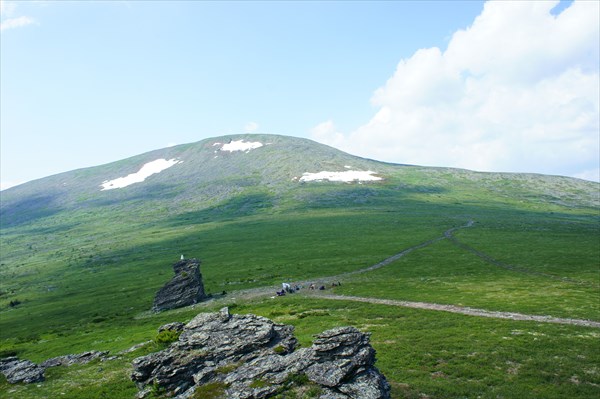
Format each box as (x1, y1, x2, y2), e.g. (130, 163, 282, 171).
(152, 258, 207, 312)
(131, 307, 390, 399)
(41, 351, 109, 368)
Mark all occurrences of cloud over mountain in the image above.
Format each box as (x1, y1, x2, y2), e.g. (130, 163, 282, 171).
(312, 1, 599, 181)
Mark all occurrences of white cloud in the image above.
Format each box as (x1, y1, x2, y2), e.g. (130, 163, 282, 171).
(244, 122, 259, 132)
(311, 1, 599, 181)
(0, 1, 35, 31)
(1, 15, 34, 30)
(573, 168, 600, 183)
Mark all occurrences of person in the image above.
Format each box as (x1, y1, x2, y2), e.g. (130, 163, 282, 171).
(319, 285, 325, 290)
(309, 284, 315, 290)
(180, 254, 184, 260)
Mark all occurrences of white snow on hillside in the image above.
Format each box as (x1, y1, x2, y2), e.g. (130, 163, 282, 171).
(299, 170, 382, 183)
(220, 140, 264, 152)
(100, 158, 182, 190)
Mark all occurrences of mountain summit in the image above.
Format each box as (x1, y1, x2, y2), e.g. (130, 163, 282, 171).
(2, 134, 597, 229)
(2, 135, 395, 227)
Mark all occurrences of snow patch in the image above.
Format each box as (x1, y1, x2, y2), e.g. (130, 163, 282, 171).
(100, 158, 182, 190)
(299, 170, 382, 183)
(220, 140, 263, 152)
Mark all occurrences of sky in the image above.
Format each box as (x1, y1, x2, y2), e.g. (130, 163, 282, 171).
(1, 0, 598, 190)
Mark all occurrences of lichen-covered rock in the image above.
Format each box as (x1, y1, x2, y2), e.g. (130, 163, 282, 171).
(0, 357, 45, 384)
(41, 350, 109, 368)
(131, 308, 390, 399)
(152, 258, 206, 312)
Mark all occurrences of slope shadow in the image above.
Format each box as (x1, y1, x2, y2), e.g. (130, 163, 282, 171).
(168, 192, 275, 226)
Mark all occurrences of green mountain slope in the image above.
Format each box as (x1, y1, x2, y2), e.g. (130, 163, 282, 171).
(1, 134, 599, 399)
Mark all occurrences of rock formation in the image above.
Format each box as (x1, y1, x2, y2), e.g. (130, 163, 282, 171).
(0, 351, 111, 385)
(152, 258, 207, 312)
(41, 350, 109, 368)
(131, 307, 390, 399)
(0, 357, 45, 384)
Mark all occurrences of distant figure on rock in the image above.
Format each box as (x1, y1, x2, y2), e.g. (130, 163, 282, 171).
(152, 258, 206, 312)
(180, 254, 184, 260)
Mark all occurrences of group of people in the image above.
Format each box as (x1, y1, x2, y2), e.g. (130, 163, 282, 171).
(275, 281, 341, 296)
(276, 282, 300, 296)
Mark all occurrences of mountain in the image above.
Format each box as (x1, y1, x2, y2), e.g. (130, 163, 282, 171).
(2, 134, 596, 228)
(1, 134, 388, 226)
(1, 134, 599, 399)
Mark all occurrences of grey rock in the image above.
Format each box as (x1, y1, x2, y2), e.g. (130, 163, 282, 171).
(41, 350, 109, 368)
(158, 322, 185, 334)
(152, 258, 207, 312)
(0, 357, 45, 384)
(131, 308, 390, 399)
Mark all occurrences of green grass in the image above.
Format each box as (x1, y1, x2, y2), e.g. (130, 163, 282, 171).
(1, 140, 598, 398)
(3, 298, 598, 399)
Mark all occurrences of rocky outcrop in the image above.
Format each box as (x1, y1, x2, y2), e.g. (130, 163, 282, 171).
(41, 350, 109, 368)
(0, 357, 45, 384)
(152, 258, 207, 312)
(131, 307, 390, 399)
(1, 351, 112, 385)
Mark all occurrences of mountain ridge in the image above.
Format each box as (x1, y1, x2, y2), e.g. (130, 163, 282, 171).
(2, 134, 598, 228)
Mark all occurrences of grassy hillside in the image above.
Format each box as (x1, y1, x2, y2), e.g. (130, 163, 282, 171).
(0, 134, 599, 398)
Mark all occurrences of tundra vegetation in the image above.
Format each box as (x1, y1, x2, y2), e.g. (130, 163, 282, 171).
(0, 135, 598, 398)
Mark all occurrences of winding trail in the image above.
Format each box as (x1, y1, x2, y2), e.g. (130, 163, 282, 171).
(189, 220, 599, 329)
(444, 227, 593, 286)
(306, 293, 600, 328)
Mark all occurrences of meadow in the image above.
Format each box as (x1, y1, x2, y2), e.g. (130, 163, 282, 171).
(1, 156, 599, 398)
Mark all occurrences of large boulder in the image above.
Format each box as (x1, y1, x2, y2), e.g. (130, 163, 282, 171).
(131, 307, 390, 399)
(152, 258, 207, 312)
(0, 357, 45, 384)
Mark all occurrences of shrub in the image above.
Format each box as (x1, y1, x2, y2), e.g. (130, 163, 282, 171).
(192, 381, 227, 399)
(154, 329, 181, 345)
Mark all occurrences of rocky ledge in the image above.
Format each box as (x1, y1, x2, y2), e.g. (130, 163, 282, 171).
(132, 307, 390, 399)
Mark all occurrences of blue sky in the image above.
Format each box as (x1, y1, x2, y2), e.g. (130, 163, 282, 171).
(1, 0, 598, 190)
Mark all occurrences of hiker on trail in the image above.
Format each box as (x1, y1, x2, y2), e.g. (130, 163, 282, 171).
(309, 284, 315, 290)
(319, 285, 325, 290)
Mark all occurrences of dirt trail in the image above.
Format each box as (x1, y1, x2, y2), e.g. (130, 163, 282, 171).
(444, 224, 593, 286)
(187, 220, 599, 329)
(306, 293, 600, 328)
